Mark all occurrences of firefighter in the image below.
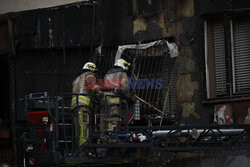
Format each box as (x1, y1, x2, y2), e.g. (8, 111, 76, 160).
(103, 59, 132, 131)
(71, 62, 100, 146)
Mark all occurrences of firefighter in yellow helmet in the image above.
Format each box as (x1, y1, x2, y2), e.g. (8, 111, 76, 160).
(103, 59, 131, 131)
(71, 62, 100, 146)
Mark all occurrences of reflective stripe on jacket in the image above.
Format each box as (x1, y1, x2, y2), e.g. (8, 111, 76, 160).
(103, 92, 121, 105)
(71, 71, 98, 109)
(104, 67, 130, 105)
(71, 95, 91, 108)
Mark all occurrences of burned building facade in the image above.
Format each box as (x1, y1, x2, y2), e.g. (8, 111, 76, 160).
(1, 0, 250, 166)
(99, 0, 250, 126)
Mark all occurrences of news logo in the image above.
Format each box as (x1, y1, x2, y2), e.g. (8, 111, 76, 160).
(127, 77, 163, 90)
(86, 77, 163, 90)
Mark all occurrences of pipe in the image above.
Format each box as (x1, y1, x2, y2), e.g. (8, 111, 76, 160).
(152, 129, 244, 138)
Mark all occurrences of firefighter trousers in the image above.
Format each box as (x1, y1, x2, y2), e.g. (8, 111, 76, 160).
(73, 107, 89, 146)
(100, 105, 120, 131)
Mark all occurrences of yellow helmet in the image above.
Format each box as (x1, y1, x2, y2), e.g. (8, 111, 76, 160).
(114, 59, 131, 71)
(82, 62, 97, 72)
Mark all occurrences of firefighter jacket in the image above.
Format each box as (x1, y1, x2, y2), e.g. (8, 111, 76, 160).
(104, 66, 130, 105)
(71, 71, 99, 110)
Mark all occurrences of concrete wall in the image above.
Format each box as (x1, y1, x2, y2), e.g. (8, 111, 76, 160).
(0, 0, 86, 14)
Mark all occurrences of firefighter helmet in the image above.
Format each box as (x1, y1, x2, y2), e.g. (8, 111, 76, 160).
(82, 62, 97, 72)
(114, 59, 131, 71)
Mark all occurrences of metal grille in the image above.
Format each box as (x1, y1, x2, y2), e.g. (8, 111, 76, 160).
(101, 42, 177, 115)
(231, 20, 250, 94)
(127, 44, 176, 113)
(213, 23, 227, 96)
(130, 46, 164, 108)
(161, 54, 177, 114)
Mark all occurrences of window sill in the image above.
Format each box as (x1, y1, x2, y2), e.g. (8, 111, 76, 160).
(202, 96, 250, 104)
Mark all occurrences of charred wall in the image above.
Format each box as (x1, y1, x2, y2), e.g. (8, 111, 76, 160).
(2, 4, 97, 164)
(11, 2, 99, 101)
(15, 48, 91, 99)
(99, 0, 250, 125)
(0, 20, 10, 122)
(16, 2, 100, 49)
(99, 0, 211, 124)
(10, 0, 250, 124)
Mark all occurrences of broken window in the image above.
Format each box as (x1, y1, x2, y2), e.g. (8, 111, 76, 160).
(204, 14, 250, 99)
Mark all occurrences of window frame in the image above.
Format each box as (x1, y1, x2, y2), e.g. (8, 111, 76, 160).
(202, 11, 250, 103)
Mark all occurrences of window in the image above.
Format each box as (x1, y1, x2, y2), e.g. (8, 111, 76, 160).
(204, 14, 250, 99)
(231, 19, 250, 94)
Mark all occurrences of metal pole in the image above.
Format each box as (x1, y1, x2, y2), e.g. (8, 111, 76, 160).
(152, 129, 245, 137)
(134, 95, 167, 116)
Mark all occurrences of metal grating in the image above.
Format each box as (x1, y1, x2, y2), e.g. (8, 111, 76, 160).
(232, 20, 250, 94)
(160, 54, 177, 114)
(126, 44, 176, 114)
(213, 23, 227, 96)
(101, 42, 177, 115)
